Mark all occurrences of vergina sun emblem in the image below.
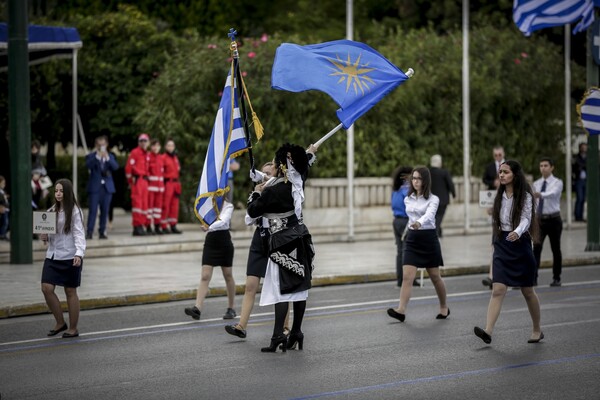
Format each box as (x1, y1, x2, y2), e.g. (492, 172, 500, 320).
(328, 53, 376, 96)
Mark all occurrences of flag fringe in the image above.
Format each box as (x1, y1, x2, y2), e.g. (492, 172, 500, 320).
(240, 73, 264, 141)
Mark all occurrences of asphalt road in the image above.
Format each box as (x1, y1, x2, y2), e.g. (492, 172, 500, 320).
(1, 266, 600, 400)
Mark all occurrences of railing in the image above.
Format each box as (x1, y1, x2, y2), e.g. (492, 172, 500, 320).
(304, 176, 493, 209)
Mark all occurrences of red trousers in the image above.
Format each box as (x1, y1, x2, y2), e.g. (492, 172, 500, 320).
(148, 186, 164, 226)
(131, 178, 149, 227)
(161, 181, 180, 228)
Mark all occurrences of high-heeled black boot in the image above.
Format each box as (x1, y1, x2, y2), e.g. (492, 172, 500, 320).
(261, 334, 287, 353)
(286, 331, 304, 350)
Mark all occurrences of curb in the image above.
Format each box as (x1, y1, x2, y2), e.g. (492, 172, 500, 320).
(1, 257, 599, 319)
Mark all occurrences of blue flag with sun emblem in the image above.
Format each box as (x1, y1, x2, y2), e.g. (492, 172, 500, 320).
(271, 40, 409, 129)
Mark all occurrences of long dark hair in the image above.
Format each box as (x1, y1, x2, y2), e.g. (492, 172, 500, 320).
(392, 166, 412, 191)
(53, 179, 82, 235)
(408, 167, 432, 199)
(491, 160, 538, 241)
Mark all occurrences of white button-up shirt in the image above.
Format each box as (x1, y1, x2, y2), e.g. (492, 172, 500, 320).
(499, 192, 532, 238)
(208, 202, 234, 232)
(532, 174, 563, 215)
(46, 207, 86, 260)
(405, 193, 439, 230)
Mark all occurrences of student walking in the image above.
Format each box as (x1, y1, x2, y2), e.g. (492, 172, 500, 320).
(40, 179, 86, 338)
(387, 167, 449, 323)
(184, 200, 236, 321)
(474, 160, 543, 345)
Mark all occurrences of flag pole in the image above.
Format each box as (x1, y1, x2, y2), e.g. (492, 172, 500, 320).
(229, 28, 255, 172)
(313, 67, 415, 149)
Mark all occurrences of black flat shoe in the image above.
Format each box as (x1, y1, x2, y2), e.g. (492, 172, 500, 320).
(261, 334, 287, 353)
(47, 323, 68, 337)
(286, 331, 304, 350)
(184, 306, 201, 320)
(528, 332, 545, 343)
(62, 331, 79, 338)
(474, 326, 492, 344)
(482, 277, 493, 289)
(225, 324, 247, 339)
(387, 308, 405, 322)
(436, 308, 450, 319)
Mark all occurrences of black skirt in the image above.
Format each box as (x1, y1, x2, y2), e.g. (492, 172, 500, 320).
(246, 228, 270, 278)
(41, 258, 82, 288)
(202, 230, 234, 266)
(403, 229, 444, 268)
(493, 231, 536, 287)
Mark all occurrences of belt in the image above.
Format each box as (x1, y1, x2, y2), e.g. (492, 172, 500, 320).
(540, 212, 561, 220)
(165, 178, 179, 182)
(394, 215, 408, 219)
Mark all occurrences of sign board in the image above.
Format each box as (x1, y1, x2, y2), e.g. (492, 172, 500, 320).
(33, 211, 57, 234)
(479, 190, 496, 208)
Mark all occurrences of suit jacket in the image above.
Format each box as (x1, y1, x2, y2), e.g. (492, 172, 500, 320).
(482, 162, 499, 190)
(430, 167, 455, 205)
(86, 151, 119, 194)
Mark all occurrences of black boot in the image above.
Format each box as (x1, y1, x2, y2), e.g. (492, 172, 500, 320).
(146, 225, 155, 235)
(132, 226, 146, 236)
(170, 225, 182, 234)
(261, 334, 287, 353)
(154, 225, 163, 235)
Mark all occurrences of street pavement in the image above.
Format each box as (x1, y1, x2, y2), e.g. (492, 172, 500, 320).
(0, 213, 599, 318)
(1, 267, 599, 399)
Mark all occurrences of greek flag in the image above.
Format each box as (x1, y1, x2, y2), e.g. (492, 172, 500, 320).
(194, 65, 247, 226)
(513, 0, 597, 36)
(578, 88, 600, 135)
(272, 40, 409, 129)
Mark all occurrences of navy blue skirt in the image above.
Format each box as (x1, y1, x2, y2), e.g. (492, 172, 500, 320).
(493, 231, 536, 287)
(41, 258, 82, 288)
(403, 229, 444, 268)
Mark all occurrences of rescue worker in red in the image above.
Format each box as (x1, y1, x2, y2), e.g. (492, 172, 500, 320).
(161, 139, 182, 234)
(147, 139, 165, 235)
(125, 133, 151, 236)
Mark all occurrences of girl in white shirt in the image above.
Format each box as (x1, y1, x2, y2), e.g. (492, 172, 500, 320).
(387, 167, 449, 323)
(184, 200, 236, 321)
(40, 179, 86, 338)
(474, 160, 543, 345)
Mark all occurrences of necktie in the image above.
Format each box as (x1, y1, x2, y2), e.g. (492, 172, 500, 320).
(538, 180, 547, 215)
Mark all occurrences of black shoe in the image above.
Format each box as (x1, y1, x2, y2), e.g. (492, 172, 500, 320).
(99, 233, 108, 240)
(86, 233, 93, 240)
(225, 324, 247, 338)
(482, 277, 493, 289)
(171, 225, 183, 234)
(62, 331, 79, 338)
(550, 280, 561, 287)
(154, 225, 163, 235)
(527, 332, 545, 343)
(261, 334, 287, 353)
(387, 308, 405, 322)
(436, 308, 450, 319)
(132, 226, 146, 236)
(47, 323, 68, 337)
(146, 226, 155, 235)
(474, 326, 492, 344)
(286, 331, 304, 350)
(223, 308, 236, 319)
(412, 279, 420, 287)
(184, 306, 201, 320)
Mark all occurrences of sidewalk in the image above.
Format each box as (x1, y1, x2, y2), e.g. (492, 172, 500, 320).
(1, 215, 599, 318)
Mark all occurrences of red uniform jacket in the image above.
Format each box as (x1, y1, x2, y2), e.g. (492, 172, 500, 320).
(163, 152, 180, 181)
(125, 147, 150, 185)
(148, 152, 164, 190)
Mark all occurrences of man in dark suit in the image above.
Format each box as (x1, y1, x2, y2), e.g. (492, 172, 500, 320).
(429, 154, 455, 237)
(86, 135, 119, 239)
(482, 146, 505, 190)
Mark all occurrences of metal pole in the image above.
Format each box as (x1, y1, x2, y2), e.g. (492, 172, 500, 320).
(462, 0, 471, 232)
(585, 24, 600, 251)
(565, 25, 573, 230)
(346, 0, 355, 241)
(72, 49, 78, 198)
(8, 0, 33, 263)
